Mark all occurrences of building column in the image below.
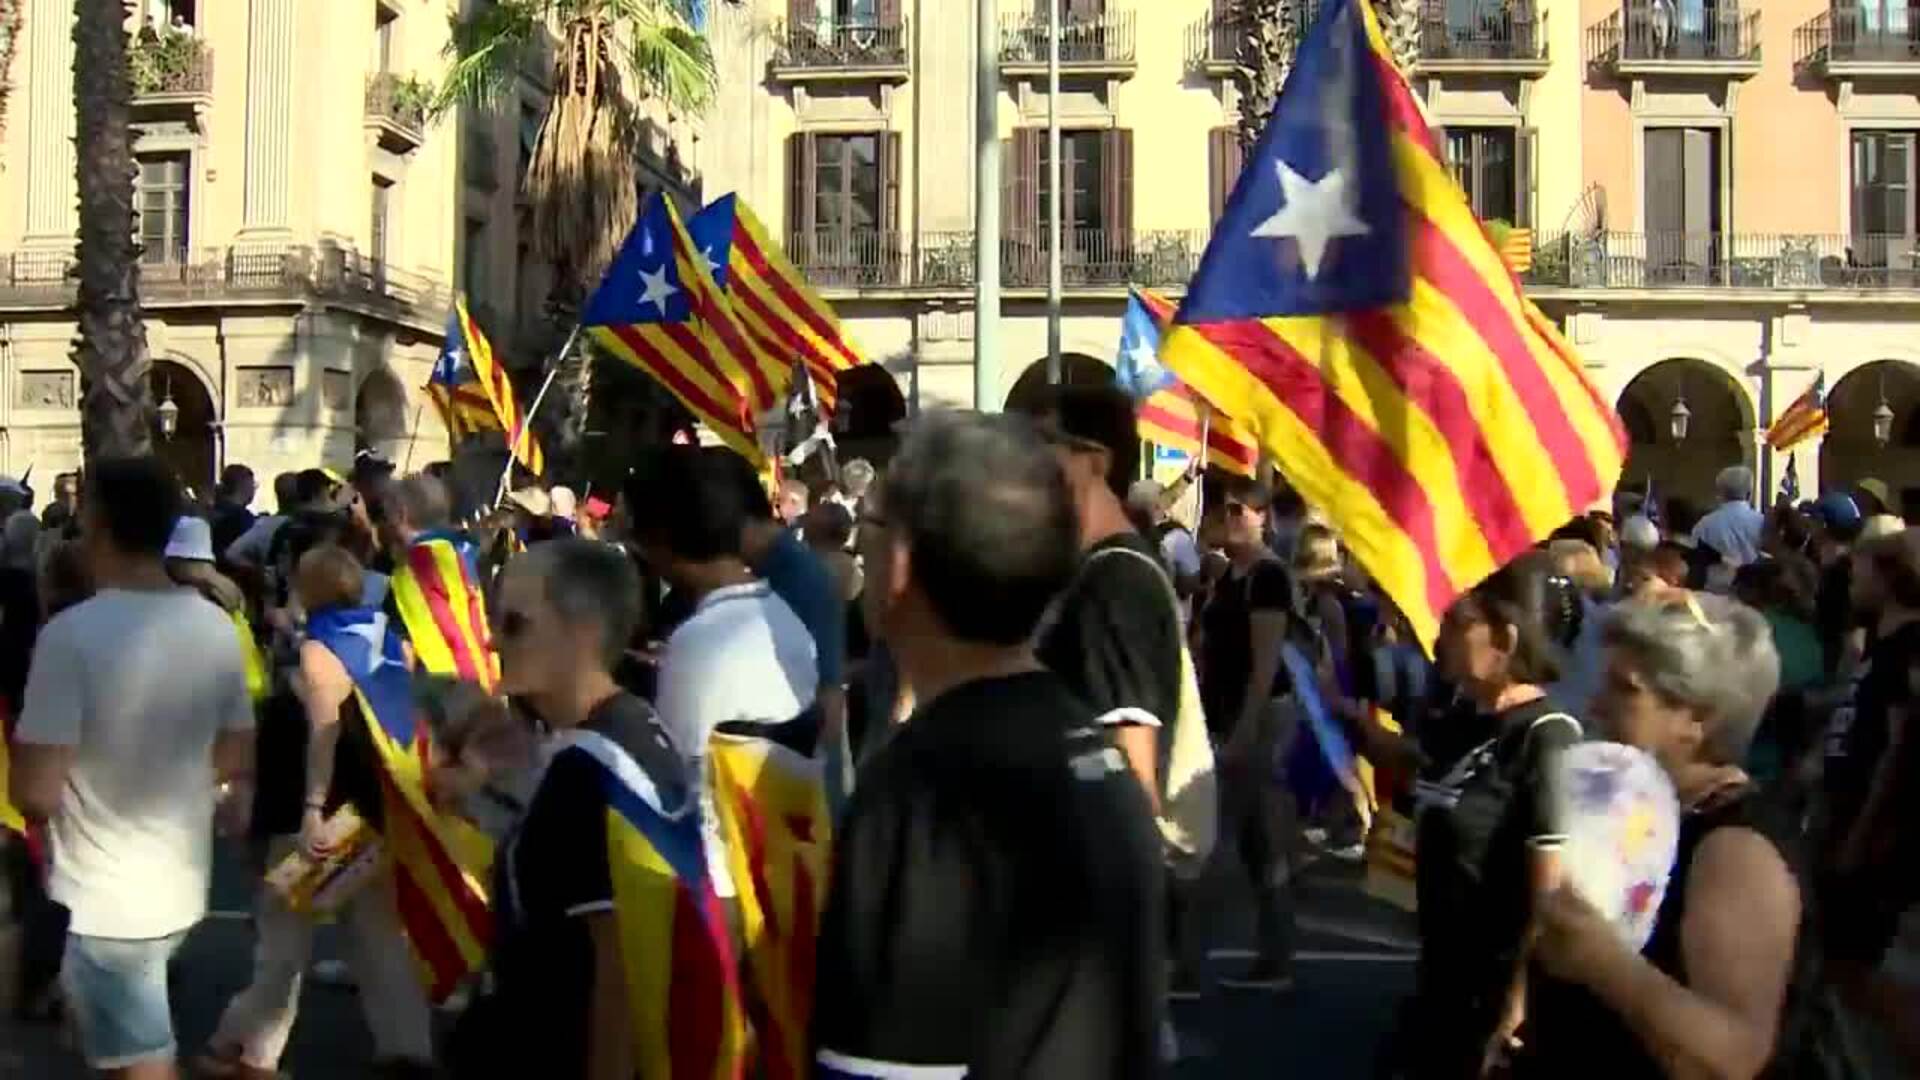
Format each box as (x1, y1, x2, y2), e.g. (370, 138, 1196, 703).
(22, 0, 76, 247)
(238, 0, 296, 240)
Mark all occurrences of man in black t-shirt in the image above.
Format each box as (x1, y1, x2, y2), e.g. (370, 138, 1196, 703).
(453, 539, 689, 1080)
(814, 412, 1164, 1078)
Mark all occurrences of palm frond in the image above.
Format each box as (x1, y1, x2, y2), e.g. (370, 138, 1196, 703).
(431, 0, 548, 117)
(604, 0, 716, 112)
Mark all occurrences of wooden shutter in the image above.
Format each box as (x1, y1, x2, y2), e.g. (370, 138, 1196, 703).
(790, 0, 816, 28)
(877, 0, 900, 24)
(1209, 126, 1244, 224)
(1644, 128, 1681, 236)
(1102, 128, 1133, 241)
(1515, 127, 1536, 228)
(1681, 128, 1717, 236)
(881, 130, 902, 254)
(787, 133, 818, 247)
(1890, 133, 1914, 245)
(1013, 128, 1041, 239)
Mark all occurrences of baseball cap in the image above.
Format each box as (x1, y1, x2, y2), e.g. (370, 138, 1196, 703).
(1811, 492, 1862, 532)
(165, 515, 216, 563)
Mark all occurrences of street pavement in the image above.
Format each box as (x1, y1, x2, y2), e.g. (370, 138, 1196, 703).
(4, 848, 1418, 1078)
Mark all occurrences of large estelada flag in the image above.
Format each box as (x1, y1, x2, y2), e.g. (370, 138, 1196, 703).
(688, 195, 865, 416)
(390, 531, 499, 691)
(427, 308, 502, 444)
(709, 733, 832, 1080)
(305, 607, 494, 1003)
(1159, 0, 1626, 648)
(556, 728, 748, 1080)
(584, 194, 769, 465)
(1116, 287, 1259, 476)
(451, 297, 546, 476)
(1765, 374, 1828, 452)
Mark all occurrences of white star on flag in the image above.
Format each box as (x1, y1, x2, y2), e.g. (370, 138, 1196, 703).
(1125, 336, 1164, 386)
(1249, 161, 1370, 281)
(637, 264, 679, 315)
(701, 246, 725, 278)
(341, 617, 394, 674)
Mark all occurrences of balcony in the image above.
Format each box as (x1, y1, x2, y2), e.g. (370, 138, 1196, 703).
(910, 229, 1202, 291)
(1001, 11, 1136, 77)
(1796, 6, 1920, 77)
(365, 73, 431, 154)
(0, 244, 449, 320)
(1418, 3, 1549, 74)
(789, 230, 905, 288)
(128, 28, 212, 117)
(769, 17, 910, 81)
(1590, 2, 1761, 76)
(1522, 232, 1920, 292)
(1186, 10, 1250, 76)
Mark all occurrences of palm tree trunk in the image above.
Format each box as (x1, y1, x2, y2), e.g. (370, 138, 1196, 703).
(72, 0, 152, 460)
(1374, 0, 1422, 75)
(1236, 0, 1296, 148)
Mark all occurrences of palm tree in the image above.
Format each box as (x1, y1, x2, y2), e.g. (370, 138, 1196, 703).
(1374, 0, 1422, 74)
(1234, 0, 1298, 148)
(72, 0, 153, 459)
(434, 0, 712, 461)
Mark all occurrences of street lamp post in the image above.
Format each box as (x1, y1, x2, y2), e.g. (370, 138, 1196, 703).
(974, 0, 1002, 411)
(1045, 0, 1062, 385)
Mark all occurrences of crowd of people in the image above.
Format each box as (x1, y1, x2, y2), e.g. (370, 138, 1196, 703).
(0, 389, 1914, 1079)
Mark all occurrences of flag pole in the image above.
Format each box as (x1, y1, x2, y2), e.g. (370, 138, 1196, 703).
(400, 403, 426, 473)
(1044, 0, 1062, 386)
(493, 323, 580, 506)
(974, 0, 1001, 411)
(1195, 405, 1210, 525)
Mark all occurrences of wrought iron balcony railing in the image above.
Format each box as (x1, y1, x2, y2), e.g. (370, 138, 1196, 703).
(1800, 4, 1920, 65)
(771, 17, 910, 71)
(788, 229, 905, 288)
(1607, 0, 1761, 63)
(365, 73, 430, 147)
(1001, 10, 1136, 69)
(0, 244, 450, 313)
(1522, 231, 1920, 290)
(1420, 2, 1547, 62)
(129, 28, 212, 98)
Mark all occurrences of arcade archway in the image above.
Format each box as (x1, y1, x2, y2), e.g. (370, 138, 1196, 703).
(1003, 353, 1113, 414)
(1820, 360, 1920, 518)
(831, 364, 908, 466)
(355, 368, 411, 464)
(151, 359, 216, 499)
(1618, 358, 1754, 517)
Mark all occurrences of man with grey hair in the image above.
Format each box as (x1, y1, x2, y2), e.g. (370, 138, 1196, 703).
(1691, 464, 1765, 569)
(813, 411, 1164, 1077)
(458, 538, 690, 1079)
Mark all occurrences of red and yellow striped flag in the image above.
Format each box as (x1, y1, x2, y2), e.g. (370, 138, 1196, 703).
(429, 307, 504, 445)
(689, 196, 865, 415)
(582, 194, 766, 465)
(390, 534, 500, 691)
(710, 733, 832, 1080)
(1159, 0, 1626, 649)
(1765, 374, 1828, 452)
(454, 297, 545, 475)
(1129, 288, 1260, 476)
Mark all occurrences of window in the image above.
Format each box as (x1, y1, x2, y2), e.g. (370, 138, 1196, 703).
(1038, 130, 1108, 238)
(137, 153, 190, 265)
(371, 176, 394, 264)
(1643, 127, 1720, 281)
(813, 133, 881, 236)
(463, 217, 488, 297)
(1446, 126, 1523, 225)
(1852, 131, 1916, 265)
(374, 4, 397, 74)
(788, 131, 900, 280)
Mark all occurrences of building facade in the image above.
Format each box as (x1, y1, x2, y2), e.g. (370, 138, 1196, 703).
(697, 0, 1920, 511)
(0, 0, 699, 497)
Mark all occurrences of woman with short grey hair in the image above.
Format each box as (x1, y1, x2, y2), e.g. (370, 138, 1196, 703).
(1523, 592, 1817, 1078)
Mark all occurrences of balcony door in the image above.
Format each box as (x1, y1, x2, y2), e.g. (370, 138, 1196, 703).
(1852, 131, 1917, 276)
(136, 153, 190, 266)
(1005, 127, 1134, 285)
(1445, 126, 1534, 227)
(787, 130, 901, 285)
(1644, 127, 1720, 283)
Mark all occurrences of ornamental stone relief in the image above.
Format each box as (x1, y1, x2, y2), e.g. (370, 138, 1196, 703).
(236, 366, 294, 408)
(16, 370, 74, 410)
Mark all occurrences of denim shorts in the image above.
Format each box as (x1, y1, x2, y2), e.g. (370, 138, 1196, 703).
(61, 930, 188, 1069)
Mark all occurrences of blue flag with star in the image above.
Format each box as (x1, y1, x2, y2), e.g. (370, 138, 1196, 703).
(581, 197, 696, 329)
(686, 195, 738, 291)
(1114, 287, 1176, 400)
(1177, 0, 1408, 321)
(306, 606, 416, 747)
(433, 310, 475, 389)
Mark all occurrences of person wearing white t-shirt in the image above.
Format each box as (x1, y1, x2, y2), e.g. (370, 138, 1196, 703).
(10, 458, 255, 1079)
(627, 448, 818, 905)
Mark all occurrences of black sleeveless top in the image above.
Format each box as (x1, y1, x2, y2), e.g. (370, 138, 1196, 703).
(1517, 784, 1816, 1078)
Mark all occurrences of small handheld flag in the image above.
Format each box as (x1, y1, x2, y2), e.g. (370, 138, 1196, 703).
(1118, 288, 1259, 477)
(429, 309, 504, 444)
(1780, 455, 1801, 504)
(1765, 375, 1828, 453)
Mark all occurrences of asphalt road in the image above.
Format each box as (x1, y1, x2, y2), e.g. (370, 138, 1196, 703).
(4, 850, 1418, 1079)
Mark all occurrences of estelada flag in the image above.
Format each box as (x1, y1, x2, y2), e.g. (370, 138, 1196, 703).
(687, 195, 865, 415)
(453, 297, 546, 475)
(1116, 287, 1258, 476)
(305, 607, 493, 1003)
(1765, 374, 1828, 452)
(710, 732, 832, 1080)
(428, 307, 502, 443)
(555, 728, 749, 1080)
(584, 194, 769, 465)
(1158, 0, 1626, 649)
(391, 532, 499, 691)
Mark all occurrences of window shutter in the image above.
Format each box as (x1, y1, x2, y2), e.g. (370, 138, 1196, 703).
(788, 133, 818, 250)
(1891, 133, 1913, 243)
(790, 0, 816, 28)
(1015, 128, 1041, 239)
(1681, 127, 1716, 236)
(882, 130, 902, 275)
(877, 0, 900, 25)
(1515, 127, 1536, 228)
(1103, 128, 1133, 241)
(1209, 126, 1243, 223)
(1644, 128, 1681, 236)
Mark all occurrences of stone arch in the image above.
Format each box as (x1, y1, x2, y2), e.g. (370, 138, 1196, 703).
(831, 364, 908, 459)
(354, 366, 411, 462)
(1617, 358, 1756, 518)
(1003, 353, 1112, 414)
(1820, 359, 1920, 518)
(150, 357, 217, 498)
